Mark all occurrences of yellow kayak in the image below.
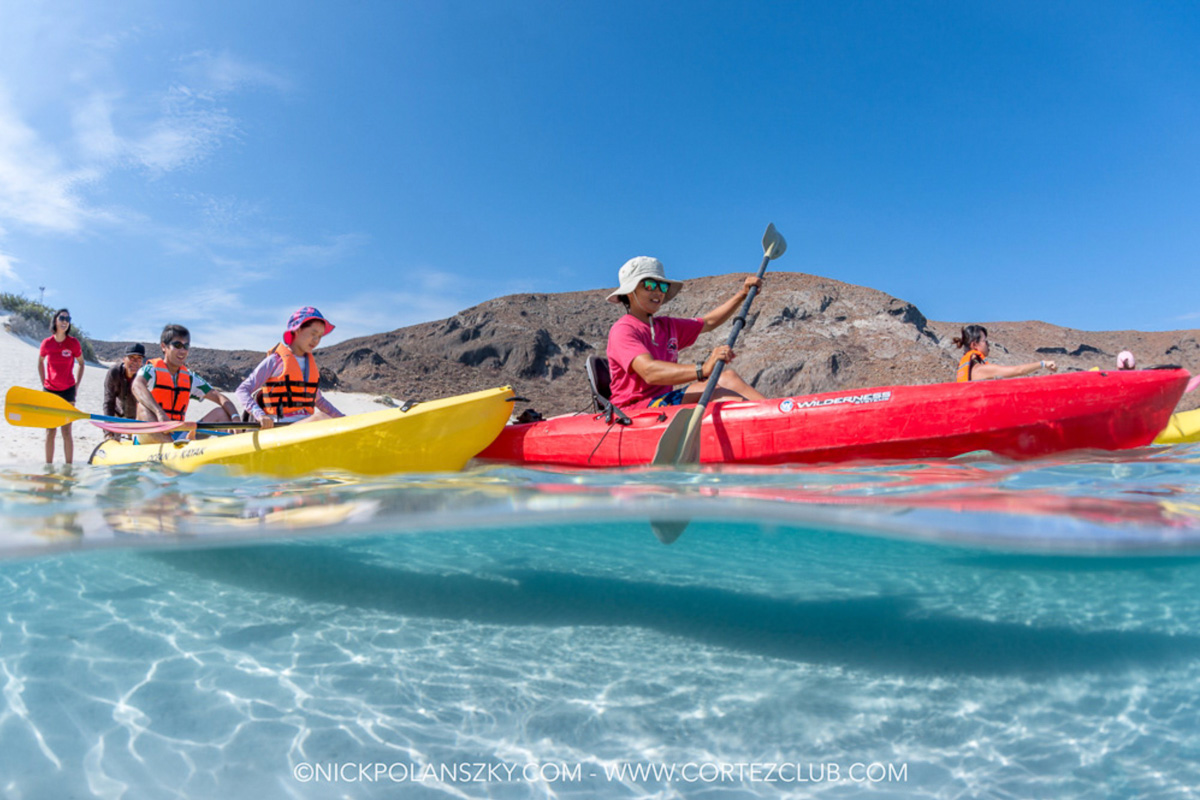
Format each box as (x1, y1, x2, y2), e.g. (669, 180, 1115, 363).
(89, 386, 515, 476)
(1155, 407, 1200, 445)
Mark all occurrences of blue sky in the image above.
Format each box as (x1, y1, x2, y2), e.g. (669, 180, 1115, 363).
(0, 1, 1197, 350)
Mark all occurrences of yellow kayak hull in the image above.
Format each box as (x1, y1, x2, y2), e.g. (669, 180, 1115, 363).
(1155, 407, 1200, 445)
(90, 386, 515, 476)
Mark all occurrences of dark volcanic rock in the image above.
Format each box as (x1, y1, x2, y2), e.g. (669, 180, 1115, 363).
(93, 272, 1200, 416)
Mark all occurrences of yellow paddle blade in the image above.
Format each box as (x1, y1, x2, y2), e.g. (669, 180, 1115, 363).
(4, 386, 87, 429)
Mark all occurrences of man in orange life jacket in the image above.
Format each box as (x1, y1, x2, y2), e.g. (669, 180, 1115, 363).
(131, 324, 240, 443)
(234, 306, 344, 428)
(953, 324, 1057, 381)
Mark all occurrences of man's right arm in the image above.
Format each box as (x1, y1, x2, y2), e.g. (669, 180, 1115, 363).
(131, 374, 166, 422)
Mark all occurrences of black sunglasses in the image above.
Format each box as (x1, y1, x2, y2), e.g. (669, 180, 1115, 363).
(168, 341, 191, 350)
(57, 315, 71, 322)
(641, 278, 671, 293)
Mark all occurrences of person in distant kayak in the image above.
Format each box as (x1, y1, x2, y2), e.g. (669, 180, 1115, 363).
(131, 324, 239, 443)
(954, 324, 1057, 382)
(37, 308, 85, 463)
(235, 306, 344, 428)
(606, 256, 766, 409)
(103, 343, 145, 423)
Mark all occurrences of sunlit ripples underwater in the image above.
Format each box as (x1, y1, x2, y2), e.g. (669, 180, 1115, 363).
(2, 445, 1200, 798)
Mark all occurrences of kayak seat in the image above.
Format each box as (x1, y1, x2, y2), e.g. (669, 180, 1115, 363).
(586, 355, 612, 409)
(586, 355, 630, 426)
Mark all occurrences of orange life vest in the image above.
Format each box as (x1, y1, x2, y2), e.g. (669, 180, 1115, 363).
(149, 358, 193, 421)
(956, 349, 987, 382)
(260, 343, 320, 417)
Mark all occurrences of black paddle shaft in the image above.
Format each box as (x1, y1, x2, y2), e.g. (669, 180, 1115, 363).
(695, 252, 771, 405)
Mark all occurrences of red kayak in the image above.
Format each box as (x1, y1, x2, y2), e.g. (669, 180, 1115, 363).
(479, 369, 1191, 467)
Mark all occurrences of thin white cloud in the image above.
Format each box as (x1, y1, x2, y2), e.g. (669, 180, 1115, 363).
(118, 53, 288, 178)
(265, 233, 371, 268)
(183, 286, 246, 318)
(113, 286, 264, 352)
(143, 213, 369, 284)
(317, 267, 535, 342)
(71, 91, 122, 162)
(0, 89, 100, 233)
(0, 12, 378, 354)
(1, 30, 288, 239)
(189, 193, 265, 232)
(0, 248, 20, 284)
(314, 268, 569, 343)
(71, 82, 244, 178)
(107, 231, 375, 350)
(181, 50, 292, 96)
(131, 90, 240, 176)
(321, 293, 466, 342)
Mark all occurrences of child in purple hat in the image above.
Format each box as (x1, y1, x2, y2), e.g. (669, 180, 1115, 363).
(235, 306, 344, 428)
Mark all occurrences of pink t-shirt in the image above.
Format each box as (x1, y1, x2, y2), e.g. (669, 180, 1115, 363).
(39, 335, 82, 391)
(607, 314, 704, 408)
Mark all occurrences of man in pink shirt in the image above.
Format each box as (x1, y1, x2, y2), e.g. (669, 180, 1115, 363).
(605, 256, 766, 409)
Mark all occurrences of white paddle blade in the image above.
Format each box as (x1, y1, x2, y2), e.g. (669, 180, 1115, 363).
(651, 404, 706, 466)
(763, 223, 787, 260)
(675, 413, 703, 464)
(651, 408, 695, 466)
(650, 519, 688, 544)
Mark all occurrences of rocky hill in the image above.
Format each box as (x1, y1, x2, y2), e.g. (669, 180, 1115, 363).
(93, 271, 1200, 416)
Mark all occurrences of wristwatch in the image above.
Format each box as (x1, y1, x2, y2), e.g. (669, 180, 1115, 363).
(696, 362, 705, 381)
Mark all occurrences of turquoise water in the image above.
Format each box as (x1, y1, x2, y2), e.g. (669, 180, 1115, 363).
(3, 447, 1200, 798)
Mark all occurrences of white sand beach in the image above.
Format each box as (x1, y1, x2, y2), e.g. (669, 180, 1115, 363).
(0, 316, 387, 468)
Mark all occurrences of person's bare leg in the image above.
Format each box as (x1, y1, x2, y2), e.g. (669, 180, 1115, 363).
(682, 366, 766, 403)
(198, 407, 239, 434)
(45, 428, 56, 463)
(62, 421, 74, 464)
(133, 405, 172, 443)
(715, 367, 766, 401)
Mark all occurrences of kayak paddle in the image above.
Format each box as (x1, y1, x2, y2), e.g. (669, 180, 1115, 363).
(89, 419, 271, 435)
(651, 223, 787, 467)
(4, 386, 257, 435)
(5, 385, 139, 429)
(645, 224, 786, 545)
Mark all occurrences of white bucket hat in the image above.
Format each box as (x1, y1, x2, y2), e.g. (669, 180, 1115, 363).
(606, 256, 682, 304)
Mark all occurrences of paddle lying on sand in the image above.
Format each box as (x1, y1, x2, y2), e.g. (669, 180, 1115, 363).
(645, 223, 787, 544)
(4, 386, 266, 435)
(651, 223, 787, 467)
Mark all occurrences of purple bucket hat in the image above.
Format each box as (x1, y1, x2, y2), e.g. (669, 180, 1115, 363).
(284, 306, 335, 346)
